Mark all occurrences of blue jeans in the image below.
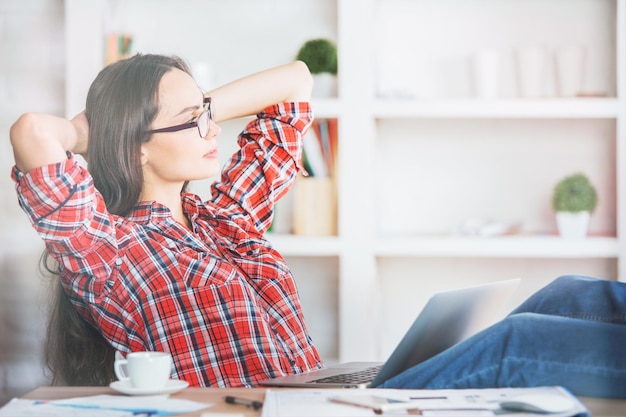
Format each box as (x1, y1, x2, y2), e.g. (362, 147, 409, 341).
(379, 275, 626, 398)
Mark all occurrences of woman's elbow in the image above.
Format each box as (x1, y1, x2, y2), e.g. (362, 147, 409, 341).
(291, 60, 314, 101)
(10, 113, 37, 145)
(10, 112, 68, 172)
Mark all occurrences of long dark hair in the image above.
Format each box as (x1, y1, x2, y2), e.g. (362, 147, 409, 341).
(44, 259, 117, 385)
(87, 53, 192, 215)
(44, 54, 192, 385)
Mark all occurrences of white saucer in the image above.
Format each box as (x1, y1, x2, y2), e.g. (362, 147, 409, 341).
(109, 379, 189, 396)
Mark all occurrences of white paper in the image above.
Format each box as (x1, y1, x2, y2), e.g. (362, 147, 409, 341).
(0, 394, 212, 417)
(52, 394, 211, 414)
(261, 386, 588, 417)
(0, 398, 131, 417)
(263, 389, 375, 417)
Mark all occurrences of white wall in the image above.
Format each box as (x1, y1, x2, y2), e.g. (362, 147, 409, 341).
(0, 0, 64, 405)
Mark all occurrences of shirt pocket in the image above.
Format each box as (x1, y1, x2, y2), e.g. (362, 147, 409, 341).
(229, 237, 293, 286)
(177, 247, 235, 289)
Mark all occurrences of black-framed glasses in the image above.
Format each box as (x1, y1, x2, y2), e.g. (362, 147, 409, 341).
(147, 96, 212, 139)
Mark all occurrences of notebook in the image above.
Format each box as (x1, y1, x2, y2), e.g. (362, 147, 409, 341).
(258, 279, 520, 388)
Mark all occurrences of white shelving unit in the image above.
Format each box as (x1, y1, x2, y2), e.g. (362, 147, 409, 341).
(374, 236, 620, 258)
(65, 0, 625, 364)
(373, 98, 621, 118)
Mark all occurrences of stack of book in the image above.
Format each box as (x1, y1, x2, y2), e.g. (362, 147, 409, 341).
(302, 119, 338, 178)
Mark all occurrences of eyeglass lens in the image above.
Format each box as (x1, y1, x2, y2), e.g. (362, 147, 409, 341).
(197, 110, 209, 138)
(197, 99, 212, 138)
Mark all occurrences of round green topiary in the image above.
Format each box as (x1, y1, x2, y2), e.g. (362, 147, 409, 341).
(552, 173, 598, 213)
(296, 38, 338, 75)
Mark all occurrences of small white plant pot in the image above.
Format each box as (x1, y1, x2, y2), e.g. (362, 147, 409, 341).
(556, 211, 590, 239)
(312, 73, 338, 98)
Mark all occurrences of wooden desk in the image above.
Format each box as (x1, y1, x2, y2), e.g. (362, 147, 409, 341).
(23, 386, 626, 417)
(24, 387, 263, 417)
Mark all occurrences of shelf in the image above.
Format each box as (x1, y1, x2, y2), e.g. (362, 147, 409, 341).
(266, 234, 342, 256)
(374, 235, 620, 258)
(372, 98, 621, 119)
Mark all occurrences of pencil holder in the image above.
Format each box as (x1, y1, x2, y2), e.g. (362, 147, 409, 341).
(293, 176, 336, 236)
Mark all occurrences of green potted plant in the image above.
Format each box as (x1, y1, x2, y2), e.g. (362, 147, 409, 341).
(552, 173, 597, 238)
(296, 38, 338, 97)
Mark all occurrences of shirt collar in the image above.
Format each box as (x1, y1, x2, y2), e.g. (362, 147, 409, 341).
(125, 193, 212, 225)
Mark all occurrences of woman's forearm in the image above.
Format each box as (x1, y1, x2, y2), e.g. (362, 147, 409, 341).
(207, 61, 313, 123)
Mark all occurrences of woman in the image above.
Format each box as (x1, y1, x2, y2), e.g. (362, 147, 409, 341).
(11, 54, 626, 397)
(11, 54, 321, 387)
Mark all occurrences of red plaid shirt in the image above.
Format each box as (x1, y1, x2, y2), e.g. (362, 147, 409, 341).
(12, 102, 322, 387)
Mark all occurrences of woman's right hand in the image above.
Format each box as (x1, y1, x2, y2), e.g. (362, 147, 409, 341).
(70, 111, 89, 157)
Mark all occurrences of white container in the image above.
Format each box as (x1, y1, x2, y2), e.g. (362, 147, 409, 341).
(517, 46, 548, 97)
(472, 49, 501, 99)
(312, 73, 338, 98)
(556, 211, 590, 239)
(555, 46, 585, 97)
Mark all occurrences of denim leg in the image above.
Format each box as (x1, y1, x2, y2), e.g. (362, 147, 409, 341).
(379, 313, 626, 398)
(511, 275, 626, 323)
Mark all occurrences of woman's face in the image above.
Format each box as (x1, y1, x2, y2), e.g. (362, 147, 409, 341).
(141, 68, 221, 192)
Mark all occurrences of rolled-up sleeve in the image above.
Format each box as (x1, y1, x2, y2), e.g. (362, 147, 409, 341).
(211, 102, 313, 233)
(12, 154, 118, 296)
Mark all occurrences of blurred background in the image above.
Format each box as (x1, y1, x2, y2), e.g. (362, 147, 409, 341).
(0, 0, 623, 405)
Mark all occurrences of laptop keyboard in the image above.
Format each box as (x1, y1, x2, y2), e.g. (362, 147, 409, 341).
(310, 365, 383, 385)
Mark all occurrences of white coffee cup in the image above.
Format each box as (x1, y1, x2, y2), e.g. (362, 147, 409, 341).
(114, 351, 172, 389)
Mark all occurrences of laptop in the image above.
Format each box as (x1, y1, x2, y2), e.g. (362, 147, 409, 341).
(258, 279, 520, 388)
